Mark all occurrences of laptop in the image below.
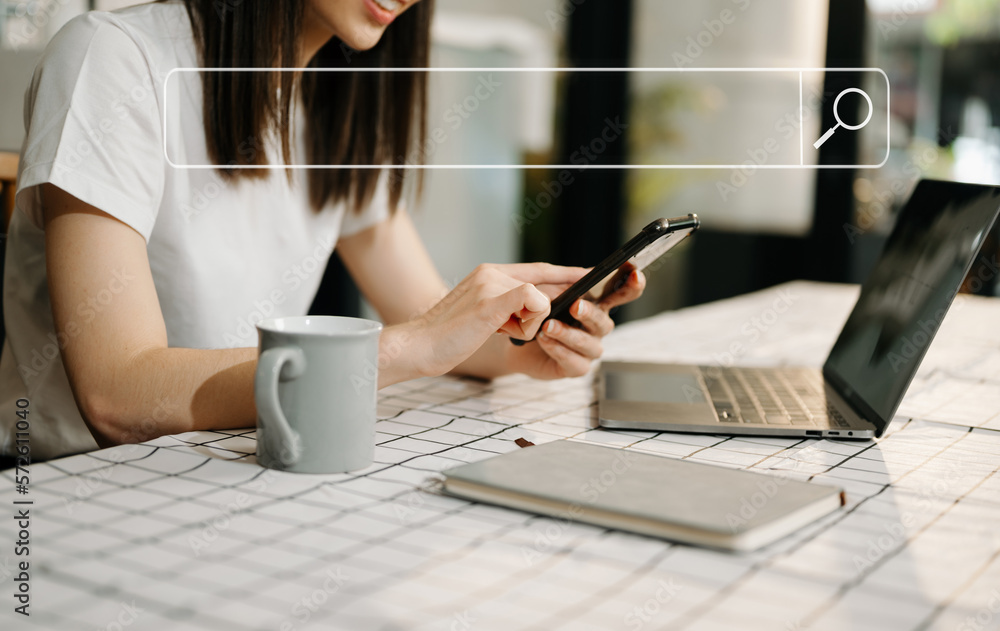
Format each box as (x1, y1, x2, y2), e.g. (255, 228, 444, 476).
(598, 179, 1000, 440)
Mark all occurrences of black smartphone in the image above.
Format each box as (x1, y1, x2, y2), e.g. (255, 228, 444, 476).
(512, 214, 700, 345)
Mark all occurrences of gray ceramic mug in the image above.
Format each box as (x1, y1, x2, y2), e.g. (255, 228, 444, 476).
(255, 316, 382, 474)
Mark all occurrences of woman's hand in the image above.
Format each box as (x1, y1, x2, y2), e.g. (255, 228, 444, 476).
(507, 268, 646, 380)
(378, 263, 589, 387)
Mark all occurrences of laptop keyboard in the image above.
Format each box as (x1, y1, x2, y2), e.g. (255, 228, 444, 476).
(699, 366, 851, 428)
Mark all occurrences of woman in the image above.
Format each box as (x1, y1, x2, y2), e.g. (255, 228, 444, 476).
(0, 0, 644, 462)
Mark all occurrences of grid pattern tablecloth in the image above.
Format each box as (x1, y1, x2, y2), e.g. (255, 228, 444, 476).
(3, 282, 1000, 631)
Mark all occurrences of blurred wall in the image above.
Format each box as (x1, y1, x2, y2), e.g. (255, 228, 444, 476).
(628, 0, 829, 237)
(0, 0, 89, 151)
(622, 0, 830, 321)
(0, 49, 39, 152)
(436, 0, 568, 36)
(415, 0, 565, 283)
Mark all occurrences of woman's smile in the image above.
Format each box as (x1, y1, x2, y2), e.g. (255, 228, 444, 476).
(363, 0, 400, 26)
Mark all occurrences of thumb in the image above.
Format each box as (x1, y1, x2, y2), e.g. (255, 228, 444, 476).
(489, 283, 550, 339)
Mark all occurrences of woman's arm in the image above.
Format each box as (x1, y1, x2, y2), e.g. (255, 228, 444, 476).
(336, 206, 645, 384)
(335, 206, 553, 383)
(42, 184, 259, 446)
(44, 184, 563, 446)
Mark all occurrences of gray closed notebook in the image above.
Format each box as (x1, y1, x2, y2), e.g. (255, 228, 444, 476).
(442, 440, 844, 552)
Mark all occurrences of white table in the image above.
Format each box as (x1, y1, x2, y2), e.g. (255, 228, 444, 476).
(3, 282, 1000, 631)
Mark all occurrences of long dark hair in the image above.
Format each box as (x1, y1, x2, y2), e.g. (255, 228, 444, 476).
(167, 0, 433, 213)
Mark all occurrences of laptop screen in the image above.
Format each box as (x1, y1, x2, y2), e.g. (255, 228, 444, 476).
(823, 180, 1000, 431)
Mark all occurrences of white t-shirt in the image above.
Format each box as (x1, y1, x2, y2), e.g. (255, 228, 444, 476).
(0, 1, 390, 460)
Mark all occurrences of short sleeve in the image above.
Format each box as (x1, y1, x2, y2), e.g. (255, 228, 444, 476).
(15, 13, 164, 243)
(338, 169, 394, 238)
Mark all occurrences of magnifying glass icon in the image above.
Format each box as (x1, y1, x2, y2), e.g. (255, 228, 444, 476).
(813, 87, 873, 149)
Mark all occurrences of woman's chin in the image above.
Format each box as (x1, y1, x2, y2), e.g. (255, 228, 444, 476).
(340, 25, 387, 52)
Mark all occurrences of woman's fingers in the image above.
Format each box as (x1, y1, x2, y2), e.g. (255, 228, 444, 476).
(534, 282, 578, 300)
(536, 329, 594, 377)
(494, 262, 590, 287)
(597, 269, 646, 312)
(570, 299, 615, 337)
(539, 319, 603, 360)
(490, 282, 550, 339)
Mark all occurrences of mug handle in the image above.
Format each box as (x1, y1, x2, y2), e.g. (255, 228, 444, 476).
(255, 346, 307, 467)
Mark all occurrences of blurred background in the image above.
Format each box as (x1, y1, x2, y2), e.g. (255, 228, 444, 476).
(2, 0, 999, 333)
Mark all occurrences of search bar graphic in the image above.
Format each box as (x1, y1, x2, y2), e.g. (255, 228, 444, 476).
(163, 67, 890, 170)
(813, 87, 874, 149)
